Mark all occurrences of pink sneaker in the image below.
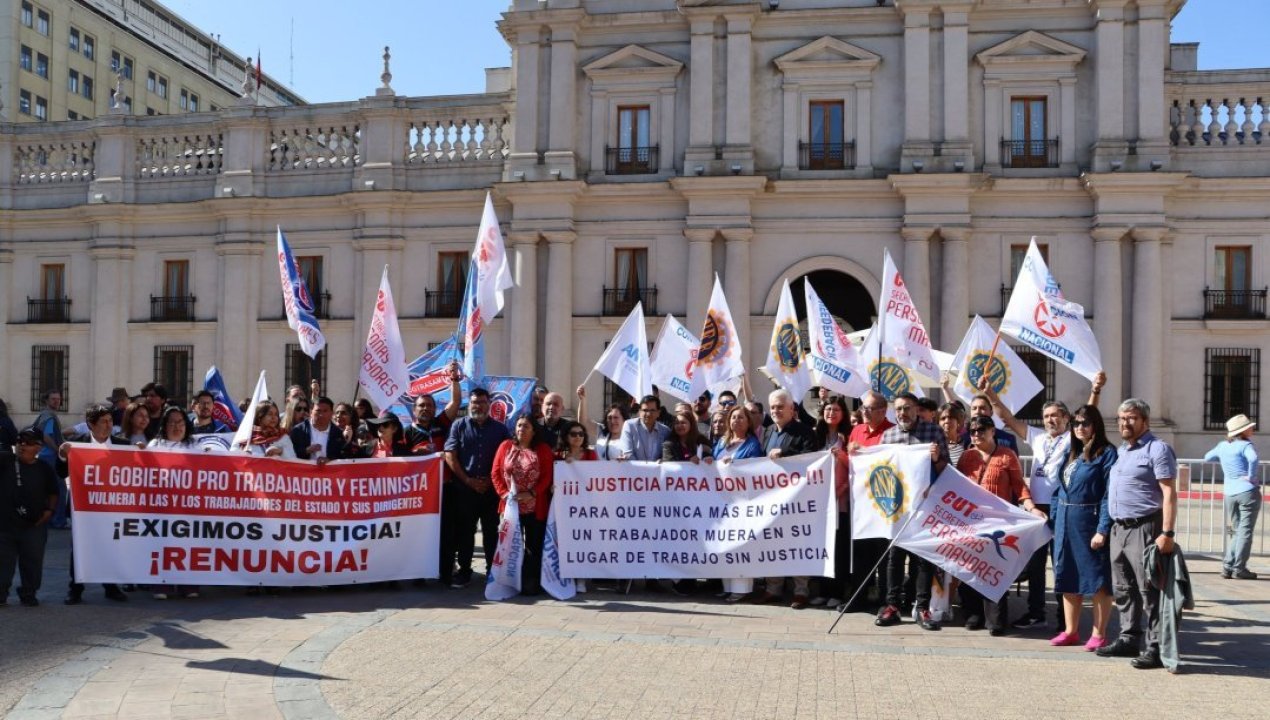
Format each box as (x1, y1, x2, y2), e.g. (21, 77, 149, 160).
(1083, 635, 1108, 652)
(1049, 631, 1081, 647)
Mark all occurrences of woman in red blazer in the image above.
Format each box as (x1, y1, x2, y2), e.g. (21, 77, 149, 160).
(491, 414, 554, 595)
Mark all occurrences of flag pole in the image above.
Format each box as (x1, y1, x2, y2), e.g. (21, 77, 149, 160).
(983, 329, 1004, 380)
(827, 498, 927, 635)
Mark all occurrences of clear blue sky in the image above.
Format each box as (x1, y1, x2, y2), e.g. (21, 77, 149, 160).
(167, 0, 1268, 104)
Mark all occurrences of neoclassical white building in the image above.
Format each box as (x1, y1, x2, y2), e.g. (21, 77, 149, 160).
(1, 0, 1267, 457)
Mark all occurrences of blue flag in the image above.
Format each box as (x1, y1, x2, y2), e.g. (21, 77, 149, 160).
(386, 335, 472, 419)
(458, 262, 486, 385)
(277, 226, 326, 359)
(202, 365, 243, 431)
(482, 376, 537, 432)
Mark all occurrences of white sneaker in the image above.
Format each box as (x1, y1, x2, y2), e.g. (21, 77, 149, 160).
(575, 580, 588, 594)
(184, 591, 200, 599)
(152, 593, 168, 600)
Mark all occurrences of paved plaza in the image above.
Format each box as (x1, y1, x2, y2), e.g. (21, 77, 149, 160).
(1, 531, 1266, 720)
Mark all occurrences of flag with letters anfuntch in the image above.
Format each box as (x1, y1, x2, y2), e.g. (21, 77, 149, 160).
(1000, 239, 1102, 381)
(592, 302, 652, 402)
(949, 316, 1043, 414)
(804, 280, 868, 398)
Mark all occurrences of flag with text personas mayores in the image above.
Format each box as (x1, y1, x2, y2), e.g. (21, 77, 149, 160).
(649, 314, 705, 404)
(879, 249, 940, 383)
(1000, 239, 1102, 381)
(359, 266, 410, 412)
(850, 444, 933, 540)
(592, 302, 653, 402)
(276, 227, 326, 359)
(804, 280, 869, 398)
(694, 274, 746, 389)
(764, 279, 812, 402)
(949, 315, 1043, 414)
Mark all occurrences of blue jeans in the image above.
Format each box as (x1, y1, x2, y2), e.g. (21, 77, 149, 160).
(1224, 488, 1262, 573)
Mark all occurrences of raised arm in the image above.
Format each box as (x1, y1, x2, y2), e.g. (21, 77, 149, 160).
(1087, 371, 1106, 408)
(939, 371, 959, 405)
(980, 375, 1029, 440)
(441, 360, 462, 422)
(575, 384, 589, 433)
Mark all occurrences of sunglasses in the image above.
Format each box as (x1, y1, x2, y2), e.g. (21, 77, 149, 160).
(719, 400, 737, 407)
(568, 431, 586, 438)
(970, 426, 992, 434)
(295, 406, 309, 413)
(1072, 419, 1093, 428)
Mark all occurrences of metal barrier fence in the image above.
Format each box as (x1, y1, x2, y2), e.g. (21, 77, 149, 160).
(1020, 457, 1268, 558)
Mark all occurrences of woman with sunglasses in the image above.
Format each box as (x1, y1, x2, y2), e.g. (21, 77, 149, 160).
(957, 415, 1041, 635)
(557, 421, 596, 463)
(1050, 406, 1116, 650)
(238, 401, 296, 459)
(281, 397, 309, 434)
(491, 415, 554, 596)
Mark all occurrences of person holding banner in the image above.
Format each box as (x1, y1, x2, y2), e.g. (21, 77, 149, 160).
(57, 405, 130, 605)
(847, 391, 894, 611)
(1051, 405, 1116, 650)
(557, 421, 597, 463)
(121, 402, 151, 448)
(146, 407, 201, 600)
(444, 388, 512, 588)
(242, 402, 296, 459)
(662, 411, 714, 464)
(0, 429, 59, 607)
(813, 396, 853, 609)
(957, 415, 1039, 635)
(712, 405, 763, 602)
(333, 403, 364, 456)
(755, 389, 818, 608)
(491, 415, 554, 596)
(291, 397, 348, 463)
(280, 397, 309, 434)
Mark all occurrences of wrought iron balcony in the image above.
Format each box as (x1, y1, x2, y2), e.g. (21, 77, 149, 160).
(312, 290, 332, 319)
(603, 286, 657, 317)
(1001, 139, 1060, 168)
(27, 297, 71, 323)
(605, 145, 658, 175)
(150, 295, 196, 322)
(1204, 288, 1267, 320)
(798, 141, 856, 170)
(425, 289, 463, 318)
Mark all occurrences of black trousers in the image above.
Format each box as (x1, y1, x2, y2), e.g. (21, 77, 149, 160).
(66, 499, 122, 598)
(823, 511, 853, 600)
(437, 481, 460, 582)
(1022, 503, 1052, 618)
(521, 516, 544, 595)
(0, 524, 48, 601)
(959, 583, 1011, 630)
(886, 548, 933, 611)
(450, 482, 499, 574)
(851, 538, 889, 606)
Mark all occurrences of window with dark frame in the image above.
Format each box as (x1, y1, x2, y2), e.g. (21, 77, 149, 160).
(36, 52, 48, 79)
(30, 345, 68, 412)
(21, 2, 33, 28)
(153, 345, 194, 409)
(285, 344, 327, 392)
(83, 35, 94, 61)
(1007, 96, 1051, 168)
(82, 75, 93, 100)
(806, 100, 846, 170)
(431, 251, 469, 317)
(610, 105, 654, 174)
(36, 8, 49, 36)
(20, 46, 32, 72)
(1205, 348, 1260, 430)
(68, 68, 79, 94)
(163, 259, 189, 298)
(1208, 245, 1262, 319)
(69, 27, 79, 52)
(19, 90, 31, 115)
(606, 248, 651, 315)
(1011, 345, 1057, 425)
(34, 96, 47, 121)
(40, 263, 64, 301)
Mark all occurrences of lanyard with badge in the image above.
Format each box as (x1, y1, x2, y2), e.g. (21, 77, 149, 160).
(13, 458, 29, 518)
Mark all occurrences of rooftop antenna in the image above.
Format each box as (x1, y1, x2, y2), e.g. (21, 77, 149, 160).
(289, 17, 294, 87)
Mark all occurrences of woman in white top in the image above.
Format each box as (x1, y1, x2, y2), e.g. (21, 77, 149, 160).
(121, 401, 151, 448)
(577, 385, 628, 461)
(146, 405, 199, 599)
(241, 401, 296, 459)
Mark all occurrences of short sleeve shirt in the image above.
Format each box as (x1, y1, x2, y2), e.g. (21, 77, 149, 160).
(1108, 431, 1177, 520)
(1024, 425, 1070, 505)
(444, 417, 511, 478)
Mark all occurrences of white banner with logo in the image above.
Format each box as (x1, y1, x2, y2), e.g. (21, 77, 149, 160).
(553, 454, 836, 579)
(896, 466, 1052, 602)
(849, 444, 933, 540)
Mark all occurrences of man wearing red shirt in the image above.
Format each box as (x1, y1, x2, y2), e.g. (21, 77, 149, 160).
(843, 392, 893, 611)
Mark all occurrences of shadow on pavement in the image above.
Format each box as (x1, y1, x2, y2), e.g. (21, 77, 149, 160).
(185, 657, 342, 681)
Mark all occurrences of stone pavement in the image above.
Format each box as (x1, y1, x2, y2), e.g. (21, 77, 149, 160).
(1, 530, 1266, 720)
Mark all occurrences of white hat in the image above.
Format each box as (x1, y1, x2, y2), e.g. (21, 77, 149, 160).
(1225, 414, 1256, 438)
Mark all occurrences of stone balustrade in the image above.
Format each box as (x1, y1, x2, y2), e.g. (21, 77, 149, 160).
(1166, 69, 1270, 176)
(0, 92, 512, 209)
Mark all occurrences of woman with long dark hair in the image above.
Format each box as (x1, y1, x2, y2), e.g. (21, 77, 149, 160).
(812, 396, 852, 608)
(662, 410, 714, 463)
(146, 406, 199, 599)
(1050, 405, 1116, 651)
(491, 415, 554, 596)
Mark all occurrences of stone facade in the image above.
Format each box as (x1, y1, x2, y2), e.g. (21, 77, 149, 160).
(1, 0, 1268, 458)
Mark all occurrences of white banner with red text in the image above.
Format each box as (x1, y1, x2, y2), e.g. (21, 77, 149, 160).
(68, 447, 442, 586)
(896, 466, 1052, 602)
(552, 454, 836, 579)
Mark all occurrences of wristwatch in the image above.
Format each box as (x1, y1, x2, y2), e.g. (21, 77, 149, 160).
(1162, 530, 1175, 538)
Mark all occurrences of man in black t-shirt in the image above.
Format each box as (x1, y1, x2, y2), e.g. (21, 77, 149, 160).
(0, 428, 59, 606)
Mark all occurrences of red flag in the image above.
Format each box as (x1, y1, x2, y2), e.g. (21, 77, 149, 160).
(255, 52, 262, 90)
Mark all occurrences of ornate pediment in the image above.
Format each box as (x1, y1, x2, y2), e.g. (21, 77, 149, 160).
(976, 31, 1086, 70)
(774, 36, 882, 77)
(583, 45, 684, 84)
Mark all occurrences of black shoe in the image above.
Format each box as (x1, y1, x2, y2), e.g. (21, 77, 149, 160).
(451, 569, 473, 588)
(1011, 613, 1045, 630)
(412, 579, 429, 588)
(64, 592, 83, 606)
(874, 604, 901, 627)
(671, 580, 695, 597)
(20, 596, 38, 607)
(1220, 569, 1233, 579)
(104, 587, 128, 602)
(917, 609, 941, 631)
(122, 584, 137, 592)
(1130, 650, 1163, 670)
(1234, 569, 1259, 580)
(1096, 638, 1140, 658)
(964, 615, 984, 631)
(989, 626, 1008, 637)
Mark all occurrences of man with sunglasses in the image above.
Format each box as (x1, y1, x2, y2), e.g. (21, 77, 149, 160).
(0, 429, 59, 606)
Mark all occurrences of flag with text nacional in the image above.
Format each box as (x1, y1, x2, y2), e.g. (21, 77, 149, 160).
(359, 266, 410, 412)
(804, 280, 868, 398)
(649, 315, 705, 404)
(202, 366, 242, 431)
(276, 227, 326, 359)
(592, 302, 652, 402)
(765, 279, 812, 402)
(879, 249, 940, 383)
(1000, 239, 1102, 381)
(949, 315, 1043, 414)
(896, 465, 1052, 602)
(850, 444, 933, 540)
(695, 275, 746, 389)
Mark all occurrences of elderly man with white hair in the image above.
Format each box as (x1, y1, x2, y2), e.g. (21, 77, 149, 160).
(745, 388, 818, 608)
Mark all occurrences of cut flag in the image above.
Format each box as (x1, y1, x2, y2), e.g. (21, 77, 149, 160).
(949, 316, 1043, 413)
(879, 249, 940, 383)
(591, 302, 652, 402)
(358, 265, 410, 412)
(276, 227, 325, 359)
(804, 280, 869, 398)
(694, 275, 746, 389)
(649, 315, 705, 403)
(764, 279, 812, 402)
(1000, 239, 1102, 381)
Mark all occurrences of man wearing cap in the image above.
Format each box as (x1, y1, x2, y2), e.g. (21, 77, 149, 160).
(1204, 414, 1261, 580)
(0, 428, 59, 606)
(1096, 398, 1178, 670)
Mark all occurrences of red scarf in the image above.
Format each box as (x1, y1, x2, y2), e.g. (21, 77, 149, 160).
(250, 426, 286, 446)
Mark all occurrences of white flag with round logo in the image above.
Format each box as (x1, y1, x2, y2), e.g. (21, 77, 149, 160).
(764, 279, 811, 402)
(694, 275, 746, 389)
(858, 323, 923, 402)
(804, 280, 869, 398)
(949, 315, 1043, 413)
(649, 315, 705, 403)
(1000, 239, 1102, 381)
(592, 302, 652, 401)
(850, 444, 933, 540)
(879, 249, 941, 383)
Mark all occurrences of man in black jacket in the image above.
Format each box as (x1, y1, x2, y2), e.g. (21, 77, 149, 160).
(749, 388, 818, 608)
(58, 405, 131, 604)
(290, 397, 346, 463)
(1, 428, 60, 606)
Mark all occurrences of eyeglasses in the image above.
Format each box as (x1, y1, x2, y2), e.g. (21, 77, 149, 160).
(295, 406, 309, 413)
(1072, 419, 1093, 428)
(970, 427, 992, 435)
(568, 431, 586, 438)
(719, 400, 737, 407)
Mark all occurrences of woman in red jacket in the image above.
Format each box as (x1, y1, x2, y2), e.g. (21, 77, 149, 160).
(491, 414, 554, 596)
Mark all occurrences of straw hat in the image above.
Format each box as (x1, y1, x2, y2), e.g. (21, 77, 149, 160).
(1225, 414, 1256, 438)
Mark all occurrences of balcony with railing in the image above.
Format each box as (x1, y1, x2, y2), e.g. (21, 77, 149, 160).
(312, 291, 332, 320)
(605, 146, 658, 175)
(150, 295, 196, 322)
(1167, 69, 1270, 176)
(603, 287, 657, 317)
(1204, 288, 1267, 320)
(1001, 139, 1060, 169)
(798, 142, 856, 170)
(425, 290, 463, 318)
(26, 297, 71, 323)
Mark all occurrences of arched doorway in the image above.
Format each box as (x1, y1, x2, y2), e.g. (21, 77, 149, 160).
(788, 269, 876, 334)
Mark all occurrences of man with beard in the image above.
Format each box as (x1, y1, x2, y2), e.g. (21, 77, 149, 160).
(443, 388, 511, 588)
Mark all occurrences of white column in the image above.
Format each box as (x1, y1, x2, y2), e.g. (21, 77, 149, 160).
(942, 8, 970, 144)
(903, 11, 932, 143)
(688, 18, 715, 151)
(543, 231, 575, 398)
(509, 29, 542, 173)
(89, 244, 135, 401)
(1094, 5, 1126, 142)
(658, 87, 676, 173)
(684, 229, 715, 330)
(1137, 2, 1168, 143)
(215, 234, 265, 393)
(546, 27, 578, 177)
(940, 228, 971, 348)
(1131, 227, 1167, 416)
(724, 15, 753, 149)
(984, 80, 1002, 166)
(589, 90, 606, 175)
(723, 228, 753, 371)
(1060, 78, 1078, 164)
(855, 82, 873, 170)
(1092, 227, 1126, 405)
(508, 232, 539, 378)
(901, 227, 934, 326)
(781, 82, 798, 173)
